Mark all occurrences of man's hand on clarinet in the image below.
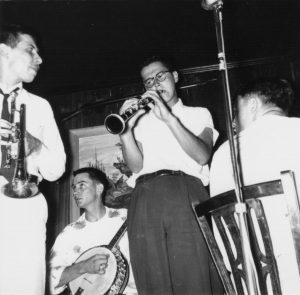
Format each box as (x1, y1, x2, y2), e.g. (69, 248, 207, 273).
(119, 97, 146, 132)
(142, 90, 173, 123)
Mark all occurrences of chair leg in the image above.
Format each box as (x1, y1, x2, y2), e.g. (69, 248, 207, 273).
(192, 204, 237, 295)
(281, 170, 300, 276)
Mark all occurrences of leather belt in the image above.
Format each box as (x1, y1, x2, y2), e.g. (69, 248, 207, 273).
(136, 169, 185, 184)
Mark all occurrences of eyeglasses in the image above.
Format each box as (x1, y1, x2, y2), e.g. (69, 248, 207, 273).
(143, 71, 170, 89)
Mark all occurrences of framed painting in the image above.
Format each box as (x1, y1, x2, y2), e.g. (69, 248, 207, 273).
(69, 125, 132, 221)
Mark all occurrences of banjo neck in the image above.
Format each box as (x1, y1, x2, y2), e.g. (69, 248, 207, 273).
(107, 219, 127, 250)
(74, 287, 84, 295)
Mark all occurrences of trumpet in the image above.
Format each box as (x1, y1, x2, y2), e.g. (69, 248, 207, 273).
(2, 104, 39, 198)
(3, 91, 19, 168)
(104, 96, 153, 135)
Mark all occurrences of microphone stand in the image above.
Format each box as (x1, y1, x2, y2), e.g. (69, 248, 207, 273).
(206, 1, 259, 294)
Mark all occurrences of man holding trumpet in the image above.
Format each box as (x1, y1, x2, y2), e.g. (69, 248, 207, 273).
(0, 24, 66, 295)
(119, 55, 222, 294)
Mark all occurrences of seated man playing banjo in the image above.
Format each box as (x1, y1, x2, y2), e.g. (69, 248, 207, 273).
(49, 167, 137, 295)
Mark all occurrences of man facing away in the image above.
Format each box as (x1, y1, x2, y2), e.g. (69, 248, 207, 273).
(49, 167, 137, 295)
(0, 24, 66, 295)
(210, 78, 300, 294)
(119, 55, 223, 294)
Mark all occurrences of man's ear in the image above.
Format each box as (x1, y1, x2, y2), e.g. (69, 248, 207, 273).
(172, 71, 179, 83)
(96, 183, 104, 195)
(249, 96, 258, 113)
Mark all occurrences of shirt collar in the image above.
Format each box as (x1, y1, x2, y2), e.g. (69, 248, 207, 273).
(0, 82, 23, 94)
(83, 206, 109, 223)
(171, 98, 183, 112)
(238, 114, 283, 139)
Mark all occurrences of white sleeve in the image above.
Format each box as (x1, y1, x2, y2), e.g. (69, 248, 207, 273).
(27, 100, 66, 181)
(194, 107, 219, 145)
(49, 229, 73, 295)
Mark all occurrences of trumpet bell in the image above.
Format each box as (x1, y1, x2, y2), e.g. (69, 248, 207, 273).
(1, 103, 40, 199)
(2, 179, 39, 198)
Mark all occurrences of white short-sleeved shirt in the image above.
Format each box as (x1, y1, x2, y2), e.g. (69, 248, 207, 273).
(127, 99, 218, 187)
(210, 115, 300, 294)
(50, 207, 137, 295)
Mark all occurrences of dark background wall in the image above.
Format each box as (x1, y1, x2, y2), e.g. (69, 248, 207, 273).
(1, 0, 299, 95)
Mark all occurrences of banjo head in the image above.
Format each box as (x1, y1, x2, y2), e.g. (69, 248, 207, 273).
(69, 245, 129, 295)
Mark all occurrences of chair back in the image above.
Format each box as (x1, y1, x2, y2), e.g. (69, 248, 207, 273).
(193, 170, 300, 295)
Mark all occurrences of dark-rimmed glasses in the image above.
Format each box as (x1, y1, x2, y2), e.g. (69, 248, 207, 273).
(143, 71, 171, 89)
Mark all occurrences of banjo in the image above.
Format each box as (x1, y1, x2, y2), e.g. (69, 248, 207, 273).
(69, 219, 129, 295)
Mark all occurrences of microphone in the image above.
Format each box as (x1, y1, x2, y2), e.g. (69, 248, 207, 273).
(201, 0, 223, 10)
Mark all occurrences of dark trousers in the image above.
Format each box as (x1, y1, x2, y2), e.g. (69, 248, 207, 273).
(127, 173, 223, 295)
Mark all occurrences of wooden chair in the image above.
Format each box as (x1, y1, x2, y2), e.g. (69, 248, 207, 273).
(192, 170, 300, 295)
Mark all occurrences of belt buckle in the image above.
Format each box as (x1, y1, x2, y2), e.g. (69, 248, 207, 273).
(156, 170, 169, 177)
(157, 170, 178, 177)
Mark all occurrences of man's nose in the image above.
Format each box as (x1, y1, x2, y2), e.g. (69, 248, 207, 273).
(35, 53, 42, 65)
(154, 77, 161, 87)
(232, 117, 238, 134)
(232, 118, 236, 127)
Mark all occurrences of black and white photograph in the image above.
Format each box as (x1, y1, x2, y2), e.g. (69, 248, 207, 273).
(0, 0, 300, 294)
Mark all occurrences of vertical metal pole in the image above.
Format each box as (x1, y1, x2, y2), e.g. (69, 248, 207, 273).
(212, 4, 259, 294)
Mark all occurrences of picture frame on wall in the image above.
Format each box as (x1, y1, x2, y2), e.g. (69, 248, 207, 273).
(69, 125, 133, 221)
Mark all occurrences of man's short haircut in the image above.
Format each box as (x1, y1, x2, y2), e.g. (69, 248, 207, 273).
(0, 24, 38, 48)
(139, 55, 175, 74)
(73, 167, 109, 197)
(237, 78, 295, 114)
